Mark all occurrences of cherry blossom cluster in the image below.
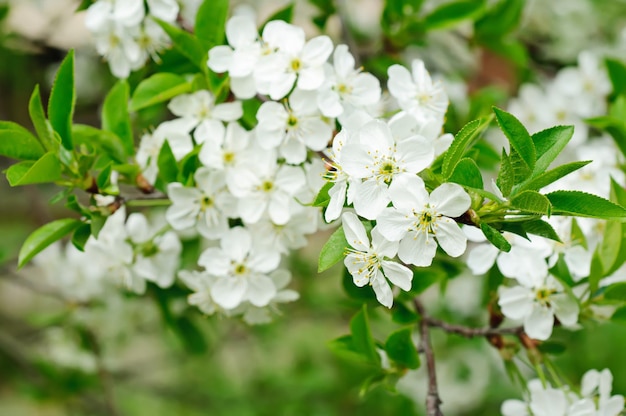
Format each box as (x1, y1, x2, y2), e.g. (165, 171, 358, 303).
(487, 50, 625, 340)
(85, 0, 190, 78)
(502, 369, 624, 416)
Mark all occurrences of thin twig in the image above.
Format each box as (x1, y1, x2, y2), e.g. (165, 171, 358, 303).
(424, 317, 523, 338)
(413, 298, 443, 416)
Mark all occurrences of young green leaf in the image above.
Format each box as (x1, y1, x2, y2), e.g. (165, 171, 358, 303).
(5, 152, 62, 186)
(509, 190, 551, 215)
(496, 149, 514, 197)
(514, 160, 591, 193)
(350, 305, 381, 365)
(156, 19, 207, 71)
(605, 58, 626, 95)
(480, 223, 511, 252)
(313, 182, 333, 208)
(28, 85, 56, 150)
(157, 140, 179, 184)
(48, 50, 76, 150)
(546, 190, 626, 221)
(522, 220, 561, 243)
(0, 129, 45, 160)
(318, 225, 348, 272)
(385, 327, 420, 369)
(102, 80, 133, 155)
(493, 107, 535, 171)
(588, 248, 604, 296)
(531, 125, 575, 174)
(72, 124, 127, 164)
(261, 2, 295, 29)
(195, 0, 229, 50)
(18, 218, 83, 268)
(598, 220, 626, 276)
(448, 157, 484, 189)
(474, 0, 524, 38)
(442, 115, 492, 178)
(423, 0, 485, 31)
(585, 115, 626, 157)
(71, 223, 92, 251)
(611, 306, 626, 325)
(604, 282, 626, 301)
(129, 73, 192, 112)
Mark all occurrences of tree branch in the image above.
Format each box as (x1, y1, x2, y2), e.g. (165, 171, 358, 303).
(424, 317, 523, 338)
(413, 298, 443, 416)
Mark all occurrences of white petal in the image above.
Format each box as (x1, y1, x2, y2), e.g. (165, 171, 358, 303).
(398, 231, 437, 267)
(226, 15, 258, 49)
(552, 294, 579, 326)
(342, 212, 370, 251)
(245, 274, 277, 307)
(501, 400, 529, 416)
(208, 45, 233, 73)
(351, 179, 390, 220)
(212, 277, 247, 309)
(435, 217, 467, 257)
(371, 272, 394, 308)
(231, 75, 257, 99)
(376, 208, 413, 242)
(381, 260, 412, 291)
(333, 44, 354, 79)
(525, 305, 554, 341)
(430, 183, 471, 218)
(297, 66, 325, 90)
(301, 36, 333, 67)
(498, 286, 534, 320)
(221, 227, 251, 262)
(213, 101, 243, 121)
(466, 244, 499, 275)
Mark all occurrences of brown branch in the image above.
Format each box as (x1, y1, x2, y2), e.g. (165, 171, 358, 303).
(413, 298, 443, 416)
(424, 317, 523, 338)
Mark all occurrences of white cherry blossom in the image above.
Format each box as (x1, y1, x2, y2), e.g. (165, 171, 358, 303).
(254, 20, 333, 100)
(198, 227, 279, 310)
(387, 59, 448, 123)
(317, 44, 381, 118)
(165, 168, 235, 239)
(498, 272, 579, 341)
(341, 119, 435, 219)
(342, 212, 412, 308)
(256, 88, 333, 164)
(376, 176, 471, 266)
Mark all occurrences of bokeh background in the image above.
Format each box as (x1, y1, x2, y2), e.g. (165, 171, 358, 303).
(1, 0, 626, 414)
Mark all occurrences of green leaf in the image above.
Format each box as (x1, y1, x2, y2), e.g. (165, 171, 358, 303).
(342, 268, 377, 301)
(29, 85, 56, 151)
(474, 0, 524, 37)
(73, 124, 127, 164)
(606, 58, 626, 95)
(391, 302, 419, 324)
(18, 218, 83, 268)
(313, 182, 333, 208)
(102, 80, 133, 155)
(5, 152, 62, 186)
(447, 157, 484, 189)
(262, 2, 295, 29)
(350, 305, 380, 365)
(385, 327, 420, 369)
(96, 163, 112, 190)
(423, 0, 485, 31)
(71, 223, 92, 251)
(611, 306, 626, 325)
(604, 282, 626, 301)
(493, 107, 535, 172)
(537, 342, 566, 355)
(546, 190, 626, 221)
(318, 226, 348, 272)
(515, 160, 591, 193)
(442, 116, 492, 178)
(48, 50, 76, 150)
(0, 129, 45, 160)
(175, 315, 209, 354)
(129, 73, 193, 112)
(509, 190, 551, 215)
(157, 140, 179, 184)
(496, 149, 514, 197)
(586, 115, 626, 157)
(195, 0, 229, 50)
(598, 220, 626, 275)
(156, 19, 207, 71)
(523, 220, 561, 243)
(480, 223, 511, 252)
(588, 248, 604, 296)
(531, 125, 575, 175)
(241, 98, 262, 129)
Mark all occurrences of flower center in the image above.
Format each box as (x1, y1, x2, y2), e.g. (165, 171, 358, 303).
(287, 114, 298, 128)
(290, 58, 302, 72)
(223, 151, 235, 164)
(535, 287, 556, 306)
(261, 180, 274, 192)
(234, 264, 247, 275)
(200, 196, 213, 211)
